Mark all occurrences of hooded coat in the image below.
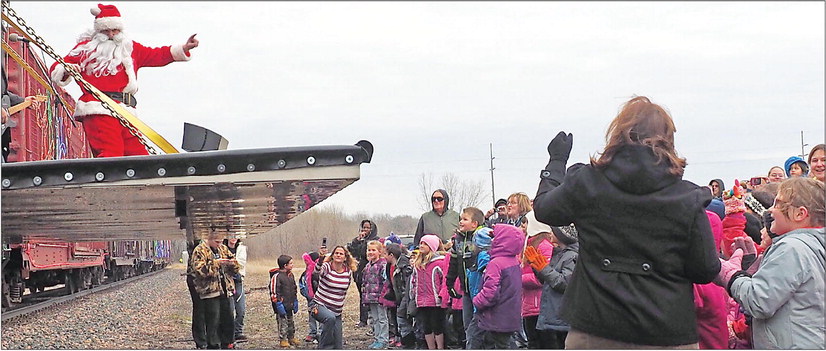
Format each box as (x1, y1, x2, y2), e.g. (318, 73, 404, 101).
(693, 211, 729, 350)
(709, 179, 725, 199)
(348, 220, 379, 287)
(472, 224, 524, 333)
(535, 242, 579, 331)
(414, 189, 460, 244)
(729, 227, 826, 349)
(533, 144, 721, 346)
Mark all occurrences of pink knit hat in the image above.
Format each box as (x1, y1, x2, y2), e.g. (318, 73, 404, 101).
(420, 234, 441, 252)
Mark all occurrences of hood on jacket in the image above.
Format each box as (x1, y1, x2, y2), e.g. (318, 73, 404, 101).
(709, 178, 725, 197)
(602, 145, 682, 195)
(431, 189, 451, 215)
(705, 210, 723, 251)
(489, 224, 525, 258)
(361, 219, 379, 241)
(784, 156, 809, 177)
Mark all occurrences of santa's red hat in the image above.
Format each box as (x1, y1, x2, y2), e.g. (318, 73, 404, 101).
(91, 4, 124, 32)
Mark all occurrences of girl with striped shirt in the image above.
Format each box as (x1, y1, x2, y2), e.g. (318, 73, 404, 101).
(311, 245, 356, 349)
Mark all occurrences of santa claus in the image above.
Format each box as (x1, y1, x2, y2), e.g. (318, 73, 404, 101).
(49, 3, 198, 157)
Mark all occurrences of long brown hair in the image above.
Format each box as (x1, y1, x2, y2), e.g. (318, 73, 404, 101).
(590, 96, 687, 177)
(324, 245, 358, 272)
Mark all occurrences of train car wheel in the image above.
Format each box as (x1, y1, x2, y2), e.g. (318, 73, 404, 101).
(7, 273, 24, 304)
(64, 271, 76, 294)
(91, 267, 103, 286)
(81, 268, 92, 290)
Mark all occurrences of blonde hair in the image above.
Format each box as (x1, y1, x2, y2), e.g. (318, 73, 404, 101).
(508, 192, 533, 216)
(591, 96, 686, 177)
(413, 241, 442, 270)
(367, 240, 384, 252)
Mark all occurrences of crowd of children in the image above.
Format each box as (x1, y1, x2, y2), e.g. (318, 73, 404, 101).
(257, 140, 824, 350)
(200, 97, 824, 350)
(275, 199, 581, 350)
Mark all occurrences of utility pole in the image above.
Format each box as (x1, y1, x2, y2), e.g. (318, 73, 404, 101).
(489, 143, 496, 206)
(801, 130, 809, 158)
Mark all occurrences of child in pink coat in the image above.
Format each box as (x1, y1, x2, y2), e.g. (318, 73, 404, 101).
(522, 211, 554, 349)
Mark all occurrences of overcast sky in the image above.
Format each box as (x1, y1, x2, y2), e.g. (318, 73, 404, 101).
(8, 1, 824, 219)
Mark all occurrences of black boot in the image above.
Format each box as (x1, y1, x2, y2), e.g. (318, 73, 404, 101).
(401, 333, 417, 349)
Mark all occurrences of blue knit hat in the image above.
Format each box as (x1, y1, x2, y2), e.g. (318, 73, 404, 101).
(473, 227, 493, 249)
(784, 156, 809, 177)
(706, 198, 726, 221)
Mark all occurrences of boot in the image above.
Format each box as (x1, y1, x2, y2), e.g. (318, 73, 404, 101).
(401, 333, 417, 349)
(279, 339, 291, 348)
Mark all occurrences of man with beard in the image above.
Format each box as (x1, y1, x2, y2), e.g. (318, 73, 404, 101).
(49, 3, 198, 157)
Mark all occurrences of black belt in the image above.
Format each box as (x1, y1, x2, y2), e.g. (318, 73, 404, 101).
(101, 91, 137, 108)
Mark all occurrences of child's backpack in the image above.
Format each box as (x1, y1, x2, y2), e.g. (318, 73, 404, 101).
(298, 270, 309, 298)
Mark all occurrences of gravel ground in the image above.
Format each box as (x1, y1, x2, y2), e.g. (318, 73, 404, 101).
(1, 261, 376, 350)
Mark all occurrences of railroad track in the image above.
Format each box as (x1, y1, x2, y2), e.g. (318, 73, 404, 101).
(1, 268, 166, 322)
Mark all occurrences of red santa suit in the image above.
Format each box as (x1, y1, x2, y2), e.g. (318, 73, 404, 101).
(49, 4, 191, 157)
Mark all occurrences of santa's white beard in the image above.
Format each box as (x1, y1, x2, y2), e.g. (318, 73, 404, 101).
(70, 30, 134, 77)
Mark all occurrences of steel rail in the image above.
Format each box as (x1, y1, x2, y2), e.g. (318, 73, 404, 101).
(1, 268, 166, 322)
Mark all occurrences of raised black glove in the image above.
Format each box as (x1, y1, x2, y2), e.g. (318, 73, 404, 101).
(547, 131, 573, 162)
(447, 286, 461, 299)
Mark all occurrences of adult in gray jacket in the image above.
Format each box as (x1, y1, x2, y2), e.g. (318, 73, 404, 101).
(414, 189, 459, 244)
(717, 177, 825, 349)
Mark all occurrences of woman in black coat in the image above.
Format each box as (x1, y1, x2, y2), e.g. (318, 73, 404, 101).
(346, 219, 378, 327)
(532, 96, 720, 348)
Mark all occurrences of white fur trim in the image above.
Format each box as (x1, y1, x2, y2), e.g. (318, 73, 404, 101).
(121, 58, 139, 94)
(74, 99, 137, 119)
(50, 64, 73, 87)
(94, 17, 123, 31)
(170, 44, 191, 62)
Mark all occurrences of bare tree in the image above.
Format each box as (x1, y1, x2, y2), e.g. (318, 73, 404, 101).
(417, 173, 435, 212)
(245, 206, 418, 261)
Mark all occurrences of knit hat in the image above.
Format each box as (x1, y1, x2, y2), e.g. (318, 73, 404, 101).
(91, 4, 124, 32)
(420, 234, 441, 253)
(551, 225, 578, 245)
(386, 233, 402, 245)
(524, 211, 552, 237)
(722, 180, 746, 215)
(473, 228, 493, 249)
(308, 251, 320, 262)
(743, 194, 767, 215)
(277, 255, 292, 268)
(751, 190, 775, 210)
(784, 156, 809, 177)
(744, 212, 763, 245)
(705, 198, 726, 221)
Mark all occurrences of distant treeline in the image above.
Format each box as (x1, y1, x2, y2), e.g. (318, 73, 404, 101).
(245, 205, 418, 261)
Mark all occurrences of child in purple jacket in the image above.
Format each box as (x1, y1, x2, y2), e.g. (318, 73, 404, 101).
(362, 240, 389, 349)
(472, 224, 524, 349)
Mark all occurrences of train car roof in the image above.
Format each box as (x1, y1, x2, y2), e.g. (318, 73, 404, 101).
(1, 141, 373, 243)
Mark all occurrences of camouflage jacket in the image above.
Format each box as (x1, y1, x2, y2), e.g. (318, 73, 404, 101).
(190, 242, 240, 299)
